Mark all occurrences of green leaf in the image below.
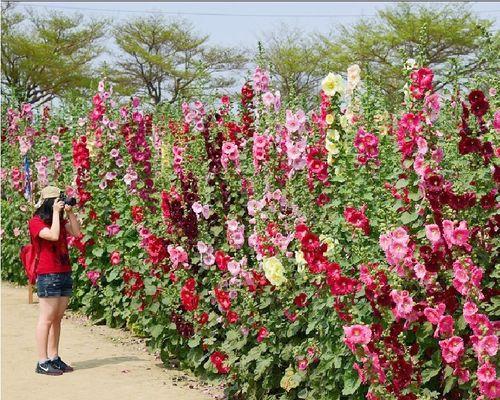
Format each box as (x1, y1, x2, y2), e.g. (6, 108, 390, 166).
(395, 179, 408, 189)
(188, 336, 201, 348)
(92, 247, 104, 257)
(150, 325, 163, 339)
(401, 212, 418, 224)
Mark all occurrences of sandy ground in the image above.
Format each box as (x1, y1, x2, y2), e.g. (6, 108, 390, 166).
(1, 282, 223, 400)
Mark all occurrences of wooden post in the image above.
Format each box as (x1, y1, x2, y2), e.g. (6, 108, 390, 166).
(28, 283, 34, 304)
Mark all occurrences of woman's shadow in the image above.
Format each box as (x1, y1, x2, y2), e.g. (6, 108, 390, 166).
(72, 356, 142, 370)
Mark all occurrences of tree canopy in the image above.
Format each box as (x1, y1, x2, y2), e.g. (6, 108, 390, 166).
(1, 5, 106, 106)
(106, 16, 247, 105)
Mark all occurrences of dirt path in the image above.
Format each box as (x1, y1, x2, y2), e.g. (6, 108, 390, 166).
(1, 282, 222, 400)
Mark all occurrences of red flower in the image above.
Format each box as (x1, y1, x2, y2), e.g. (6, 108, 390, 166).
(226, 310, 239, 324)
(131, 206, 144, 223)
(343, 206, 371, 235)
(180, 289, 199, 311)
(198, 312, 208, 325)
(294, 293, 308, 308)
(210, 351, 230, 374)
(215, 250, 230, 271)
(214, 288, 231, 311)
(256, 326, 269, 342)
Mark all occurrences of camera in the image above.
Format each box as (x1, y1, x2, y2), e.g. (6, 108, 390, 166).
(59, 192, 77, 207)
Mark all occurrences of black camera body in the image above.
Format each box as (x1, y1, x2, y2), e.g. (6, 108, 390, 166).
(59, 192, 77, 207)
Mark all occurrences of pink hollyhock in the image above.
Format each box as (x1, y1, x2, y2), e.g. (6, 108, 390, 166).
(86, 270, 100, 286)
(425, 224, 441, 243)
(343, 324, 372, 350)
(106, 224, 120, 237)
(494, 111, 500, 132)
(424, 303, 446, 324)
(478, 362, 497, 383)
(297, 358, 308, 371)
(110, 251, 121, 265)
(435, 315, 454, 338)
(463, 301, 478, 323)
(479, 379, 500, 399)
(167, 245, 188, 268)
(390, 290, 414, 320)
(439, 336, 464, 363)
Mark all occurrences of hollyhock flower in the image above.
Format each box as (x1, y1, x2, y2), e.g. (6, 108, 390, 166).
(167, 245, 188, 268)
(256, 326, 269, 342)
(86, 270, 100, 286)
(214, 288, 231, 311)
(478, 362, 496, 383)
(477, 335, 498, 357)
(294, 293, 308, 308)
(390, 290, 415, 320)
(425, 224, 441, 243)
(424, 303, 446, 325)
(227, 260, 241, 277)
(439, 336, 464, 363)
(435, 315, 454, 338)
(110, 251, 121, 265)
(210, 351, 229, 374)
(262, 256, 287, 287)
(321, 73, 345, 97)
(343, 325, 372, 351)
(494, 111, 500, 132)
(424, 92, 441, 122)
(262, 91, 275, 108)
(479, 379, 500, 399)
(297, 358, 308, 371)
(347, 64, 361, 93)
(106, 224, 120, 237)
(463, 301, 478, 323)
(344, 206, 370, 235)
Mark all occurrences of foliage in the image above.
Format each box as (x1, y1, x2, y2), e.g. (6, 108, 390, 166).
(1, 58, 499, 400)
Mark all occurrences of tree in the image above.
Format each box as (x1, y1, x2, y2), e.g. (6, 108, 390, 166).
(319, 3, 499, 103)
(1, 6, 107, 106)
(258, 25, 325, 104)
(107, 16, 247, 105)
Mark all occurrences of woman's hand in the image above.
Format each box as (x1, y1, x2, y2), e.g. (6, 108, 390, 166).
(53, 200, 65, 213)
(64, 204, 73, 213)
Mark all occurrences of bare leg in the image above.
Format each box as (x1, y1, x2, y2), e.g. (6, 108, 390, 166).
(36, 298, 60, 361)
(48, 297, 69, 359)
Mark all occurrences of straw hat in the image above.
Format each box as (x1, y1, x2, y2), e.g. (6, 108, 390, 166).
(34, 185, 61, 208)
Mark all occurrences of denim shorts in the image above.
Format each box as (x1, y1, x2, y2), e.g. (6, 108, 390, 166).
(37, 272, 73, 298)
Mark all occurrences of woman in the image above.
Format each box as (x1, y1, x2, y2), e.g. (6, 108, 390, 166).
(28, 186, 81, 375)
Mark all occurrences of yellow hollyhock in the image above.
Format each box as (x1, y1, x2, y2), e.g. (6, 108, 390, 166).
(321, 73, 345, 97)
(262, 256, 287, 287)
(325, 114, 334, 125)
(280, 367, 300, 392)
(325, 139, 340, 155)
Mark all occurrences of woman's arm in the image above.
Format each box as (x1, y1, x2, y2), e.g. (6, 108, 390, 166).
(38, 200, 64, 241)
(64, 205, 81, 237)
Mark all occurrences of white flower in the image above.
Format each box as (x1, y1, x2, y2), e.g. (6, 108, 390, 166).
(321, 73, 345, 97)
(347, 64, 361, 93)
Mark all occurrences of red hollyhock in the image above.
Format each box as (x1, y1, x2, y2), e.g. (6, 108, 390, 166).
(256, 326, 269, 342)
(226, 310, 239, 324)
(215, 250, 230, 271)
(343, 206, 371, 235)
(214, 287, 231, 311)
(294, 293, 308, 308)
(131, 206, 144, 223)
(110, 251, 121, 266)
(180, 278, 199, 311)
(210, 351, 230, 374)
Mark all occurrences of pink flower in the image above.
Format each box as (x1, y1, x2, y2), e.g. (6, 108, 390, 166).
(262, 91, 275, 108)
(479, 379, 500, 399)
(343, 324, 372, 350)
(494, 111, 500, 132)
(425, 224, 441, 243)
(478, 362, 496, 383)
(110, 251, 121, 265)
(479, 335, 499, 357)
(463, 301, 478, 323)
(256, 326, 269, 342)
(86, 270, 101, 286)
(424, 303, 446, 324)
(435, 315, 454, 338)
(106, 224, 120, 236)
(439, 336, 464, 363)
(390, 290, 414, 319)
(297, 358, 308, 371)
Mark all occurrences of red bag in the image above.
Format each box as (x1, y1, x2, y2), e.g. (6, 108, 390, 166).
(20, 235, 40, 285)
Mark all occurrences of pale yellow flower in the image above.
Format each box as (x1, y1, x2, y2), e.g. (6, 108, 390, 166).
(325, 139, 340, 155)
(321, 73, 345, 97)
(280, 367, 300, 392)
(339, 115, 349, 130)
(347, 64, 361, 93)
(325, 114, 334, 125)
(326, 129, 340, 142)
(262, 256, 287, 287)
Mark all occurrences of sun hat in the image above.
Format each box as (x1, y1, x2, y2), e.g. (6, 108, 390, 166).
(34, 185, 62, 208)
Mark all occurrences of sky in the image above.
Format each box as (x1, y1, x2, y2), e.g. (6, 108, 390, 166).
(12, 2, 500, 96)
(17, 2, 500, 52)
